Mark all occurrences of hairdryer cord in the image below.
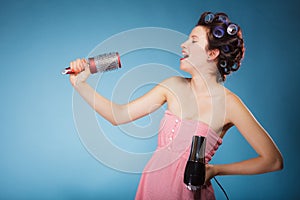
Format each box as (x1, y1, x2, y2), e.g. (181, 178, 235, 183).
(213, 177, 229, 200)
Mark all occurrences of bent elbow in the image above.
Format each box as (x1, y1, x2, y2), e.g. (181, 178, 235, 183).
(270, 155, 284, 172)
(110, 119, 126, 126)
(111, 120, 120, 126)
(111, 122, 118, 126)
(274, 156, 284, 171)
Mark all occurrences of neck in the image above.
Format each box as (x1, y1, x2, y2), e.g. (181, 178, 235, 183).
(189, 69, 222, 96)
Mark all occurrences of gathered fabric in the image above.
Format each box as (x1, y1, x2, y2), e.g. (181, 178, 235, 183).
(135, 110, 222, 200)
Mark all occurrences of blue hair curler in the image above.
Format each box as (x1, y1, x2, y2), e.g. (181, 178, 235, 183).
(204, 13, 215, 24)
(217, 15, 229, 24)
(220, 60, 227, 68)
(222, 45, 230, 53)
(213, 26, 225, 38)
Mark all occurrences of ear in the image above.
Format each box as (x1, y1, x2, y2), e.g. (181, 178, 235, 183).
(207, 49, 220, 61)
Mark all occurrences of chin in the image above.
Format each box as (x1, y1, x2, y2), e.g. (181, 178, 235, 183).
(180, 61, 193, 74)
(180, 63, 188, 72)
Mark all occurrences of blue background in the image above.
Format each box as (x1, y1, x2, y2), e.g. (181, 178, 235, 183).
(0, 0, 299, 199)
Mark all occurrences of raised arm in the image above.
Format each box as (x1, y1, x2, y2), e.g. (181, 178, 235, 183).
(211, 94, 283, 178)
(69, 58, 168, 126)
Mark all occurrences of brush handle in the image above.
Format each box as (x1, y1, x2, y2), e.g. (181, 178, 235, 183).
(62, 52, 121, 75)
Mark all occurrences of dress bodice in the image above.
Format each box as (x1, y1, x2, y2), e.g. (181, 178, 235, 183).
(158, 110, 223, 164)
(135, 110, 222, 200)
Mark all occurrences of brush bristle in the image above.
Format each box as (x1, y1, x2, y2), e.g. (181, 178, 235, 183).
(89, 52, 121, 74)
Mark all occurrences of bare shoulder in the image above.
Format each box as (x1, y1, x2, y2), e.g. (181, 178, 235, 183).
(161, 76, 187, 84)
(225, 89, 246, 109)
(224, 89, 252, 125)
(159, 76, 189, 89)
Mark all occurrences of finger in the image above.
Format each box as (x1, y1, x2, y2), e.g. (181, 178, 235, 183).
(81, 58, 90, 73)
(76, 58, 82, 72)
(82, 58, 89, 70)
(70, 61, 75, 73)
(80, 58, 87, 72)
(71, 60, 79, 73)
(78, 59, 83, 71)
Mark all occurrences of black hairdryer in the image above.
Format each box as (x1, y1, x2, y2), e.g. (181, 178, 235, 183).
(184, 135, 206, 191)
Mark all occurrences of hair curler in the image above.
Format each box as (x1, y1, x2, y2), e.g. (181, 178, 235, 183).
(184, 135, 206, 191)
(61, 52, 121, 75)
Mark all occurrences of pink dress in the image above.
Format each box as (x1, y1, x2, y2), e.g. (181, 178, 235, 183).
(135, 110, 223, 200)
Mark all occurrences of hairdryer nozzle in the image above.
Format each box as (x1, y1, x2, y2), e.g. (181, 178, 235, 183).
(184, 136, 206, 190)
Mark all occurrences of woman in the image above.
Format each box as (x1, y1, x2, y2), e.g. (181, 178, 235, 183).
(69, 12, 283, 200)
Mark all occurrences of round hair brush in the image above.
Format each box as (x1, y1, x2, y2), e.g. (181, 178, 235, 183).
(62, 52, 121, 75)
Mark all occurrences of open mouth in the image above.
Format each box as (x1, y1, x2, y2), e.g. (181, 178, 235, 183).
(180, 54, 189, 61)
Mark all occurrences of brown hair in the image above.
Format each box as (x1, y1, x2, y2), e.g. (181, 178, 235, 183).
(197, 12, 245, 82)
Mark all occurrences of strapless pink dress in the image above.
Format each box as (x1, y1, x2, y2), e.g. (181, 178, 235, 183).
(135, 110, 223, 200)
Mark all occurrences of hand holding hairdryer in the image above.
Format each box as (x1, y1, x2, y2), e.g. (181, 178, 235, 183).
(184, 135, 206, 191)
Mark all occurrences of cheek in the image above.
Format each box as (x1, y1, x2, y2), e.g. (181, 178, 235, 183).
(187, 45, 207, 66)
(191, 43, 207, 57)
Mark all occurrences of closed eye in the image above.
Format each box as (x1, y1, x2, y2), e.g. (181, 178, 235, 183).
(191, 35, 199, 43)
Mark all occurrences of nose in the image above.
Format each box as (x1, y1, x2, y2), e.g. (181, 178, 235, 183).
(181, 39, 188, 49)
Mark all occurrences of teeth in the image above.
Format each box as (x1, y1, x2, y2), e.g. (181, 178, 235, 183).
(182, 53, 189, 58)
